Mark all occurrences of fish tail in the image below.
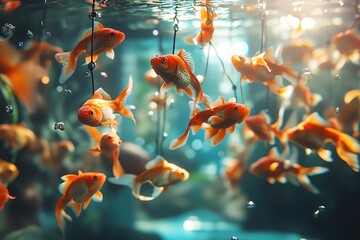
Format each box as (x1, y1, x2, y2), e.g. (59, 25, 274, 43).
(114, 75, 136, 124)
(55, 196, 72, 234)
(296, 166, 329, 194)
(112, 149, 124, 178)
(169, 124, 192, 150)
(335, 132, 360, 172)
(55, 51, 77, 84)
(190, 75, 204, 108)
(201, 93, 212, 109)
(209, 128, 227, 146)
(109, 174, 153, 200)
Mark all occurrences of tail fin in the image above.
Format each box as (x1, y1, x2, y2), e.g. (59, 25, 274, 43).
(55, 52, 76, 84)
(296, 166, 328, 194)
(114, 76, 136, 124)
(201, 93, 212, 109)
(169, 125, 191, 150)
(112, 149, 124, 178)
(55, 196, 72, 234)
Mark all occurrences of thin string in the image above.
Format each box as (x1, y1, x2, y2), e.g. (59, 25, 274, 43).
(352, 0, 360, 28)
(259, 1, 269, 110)
(88, 0, 97, 95)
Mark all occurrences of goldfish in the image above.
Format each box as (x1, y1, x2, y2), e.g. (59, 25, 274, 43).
(109, 156, 189, 201)
(150, 49, 211, 110)
(231, 48, 298, 94)
(55, 170, 106, 233)
(77, 76, 135, 129)
(286, 112, 360, 172)
(85, 126, 124, 178)
(148, 92, 173, 111)
(0, 124, 37, 150)
(0, 181, 15, 211)
(55, 22, 125, 83)
(333, 28, 360, 70)
(144, 68, 163, 86)
(39, 140, 75, 169)
(184, 2, 217, 46)
(280, 39, 314, 67)
(249, 147, 328, 194)
(1, 0, 21, 12)
(170, 97, 250, 149)
(326, 90, 360, 137)
(223, 158, 247, 195)
(0, 160, 19, 186)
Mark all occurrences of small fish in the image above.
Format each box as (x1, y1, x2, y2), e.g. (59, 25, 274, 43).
(55, 170, 106, 233)
(109, 156, 189, 201)
(0, 181, 15, 211)
(231, 48, 297, 94)
(144, 68, 163, 86)
(85, 126, 124, 178)
(170, 97, 250, 149)
(333, 28, 360, 70)
(39, 140, 75, 169)
(280, 39, 314, 67)
(184, 3, 217, 46)
(286, 112, 360, 172)
(77, 76, 135, 129)
(55, 22, 125, 83)
(223, 157, 247, 195)
(150, 49, 211, 110)
(249, 147, 328, 194)
(1, 0, 21, 12)
(0, 124, 37, 150)
(0, 159, 19, 186)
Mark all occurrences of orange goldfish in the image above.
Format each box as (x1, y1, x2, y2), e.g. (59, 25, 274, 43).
(39, 140, 75, 169)
(1, 0, 21, 12)
(150, 49, 211, 110)
(0, 181, 15, 211)
(109, 156, 189, 201)
(333, 28, 360, 70)
(326, 90, 360, 137)
(0, 124, 37, 150)
(85, 126, 124, 178)
(0, 160, 19, 186)
(185, 3, 217, 46)
(144, 68, 163, 86)
(170, 97, 250, 149)
(223, 158, 247, 195)
(286, 112, 360, 172)
(231, 48, 297, 94)
(55, 170, 106, 233)
(249, 147, 328, 194)
(280, 39, 314, 67)
(77, 76, 135, 129)
(55, 22, 125, 83)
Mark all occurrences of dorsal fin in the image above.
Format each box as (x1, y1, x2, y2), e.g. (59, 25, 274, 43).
(92, 88, 112, 100)
(344, 89, 360, 104)
(268, 147, 281, 159)
(228, 97, 236, 103)
(259, 111, 271, 123)
(145, 156, 167, 169)
(305, 112, 328, 126)
(178, 49, 195, 72)
(263, 48, 276, 63)
(78, 170, 83, 175)
(212, 96, 225, 108)
(82, 22, 104, 39)
(59, 174, 77, 194)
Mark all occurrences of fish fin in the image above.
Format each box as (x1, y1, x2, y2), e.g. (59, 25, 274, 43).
(204, 125, 219, 141)
(344, 90, 360, 104)
(69, 201, 82, 217)
(317, 148, 333, 162)
(209, 116, 223, 125)
(201, 93, 212, 109)
(191, 124, 202, 135)
(348, 51, 360, 65)
(265, 76, 285, 94)
(253, 52, 271, 72)
(277, 174, 287, 183)
(335, 135, 360, 172)
(183, 86, 194, 99)
(269, 162, 280, 172)
(305, 148, 313, 155)
(212, 96, 225, 108)
(92, 87, 112, 100)
(112, 149, 124, 178)
(305, 112, 328, 126)
(83, 125, 102, 142)
(106, 49, 115, 59)
(184, 36, 196, 45)
(268, 147, 281, 159)
(160, 81, 174, 93)
(311, 93, 323, 107)
(335, 55, 347, 71)
(89, 148, 101, 153)
(145, 156, 167, 169)
(263, 48, 276, 64)
(82, 22, 103, 39)
(210, 129, 226, 146)
(260, 111, 272, 124)
(286, 173, 300, 186)
(84, 55, 98, 65)
(83, 198, 92, 210)
(169, 125, 191, 149)
(108, 174, 135, 188)
(137, 186, 164, 201)
(92, 191, 103, 202)
(277, 85, 294, 100)
(299, 166, 329, 176)
(59, 174, 77, 193)
(226, 125, 236, 135)
(55, 52, 76, 84)
(267, 177, 276, 184)
(78, 170, 84, 175)
(55, 196, 72, 234)
(178, 48, 195, 72)
(176, 87, 184, 96)
(114, 76, 136, 124)
(296, 174, 320, 194)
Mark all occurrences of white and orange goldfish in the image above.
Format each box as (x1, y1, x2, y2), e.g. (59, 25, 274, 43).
(185, 1, 217, 46)
(231, 48, 298, 94)
(0, 181, 15, 211)
(77, 76, 135, 129)
(0, 160, 19, 186)
(55, 22, 125, 83)
(333, 28, 360, 70)
(85, 126, 124, 178)
(150, 49, 211, 109)
(286, 112, 360, 172)
(55, 171, 106, 233)
(0, 124, 37, 150)
(170, 97, 250, 149)
(109, 156, 189, 201)
(249, 147, 328, 194)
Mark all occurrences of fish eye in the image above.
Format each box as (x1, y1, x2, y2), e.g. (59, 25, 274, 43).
(93, 175, 98, 180)
(110, 32, 115, 37)
(180, 172, 185, 176)
(234, 107, 238, 110)
(107, 136, 112, 139)
(161, 58, 167, 64)
(89, 110, 94, 115)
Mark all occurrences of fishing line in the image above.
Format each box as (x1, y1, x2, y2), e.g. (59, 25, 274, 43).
(259, 1, 269, 110)
(155, 24, 164, 156)
(88, 0, 97, 95)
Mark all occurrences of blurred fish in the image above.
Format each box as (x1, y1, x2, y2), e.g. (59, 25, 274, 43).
(333, 28, 360, 70)
(0, 124, 37, 150)
(310, 45, 339, 74)
(184, 2, 217, 47)
(223, 157, 247, 195)
(1, 0, 21, 12)
(280, 39, 314, 67)
(0, 181, 15, 211)
(144, 68, 162, 86)
(78, 76, 135, 129)
(0, 41, 63, 113)
(85, 126, 124, 178)
(109, 156, 189, 201)
(3, 225, 62, 240)
(170, 97, 250, 149)
(55, 170, 106, 233)
(55, 22, 125, 83)
(249, 147, 328, 194)
(232, 48, 297, 94)
(326, 90, 360, 137)
(150, 49, 211, 110)
(286, 112, 360, 172)
(39, 140, 75, 169)
(148, 92, 174, 111)
(0, 159, 19, 186)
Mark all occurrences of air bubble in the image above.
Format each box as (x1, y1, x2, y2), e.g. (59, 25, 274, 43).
(18, 42, 23, 47)
(148, 111, 154, 116)
(247, 200, 255, 208)
(47, 32, 51, 37)
(130, 105, 136, 110)
(65, 89, 72, 94)
(335, 107, 340, 112)
(334, 74, 340, 80)
(89, 11, 97, 20)
(88, 62, 96, 71)
(2, 23, 15, 36)
(27, 30, 33, 38)
(318, 205, 326, 211)
(313, 209, 320, 218)
(231, 237, 238, 240)
(100, 72, 108, 78)
(54, 122, 65, 131)
(5, 105, 13, 113)
(84, 72, 90, 77)
(163, 132, 168, 138)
